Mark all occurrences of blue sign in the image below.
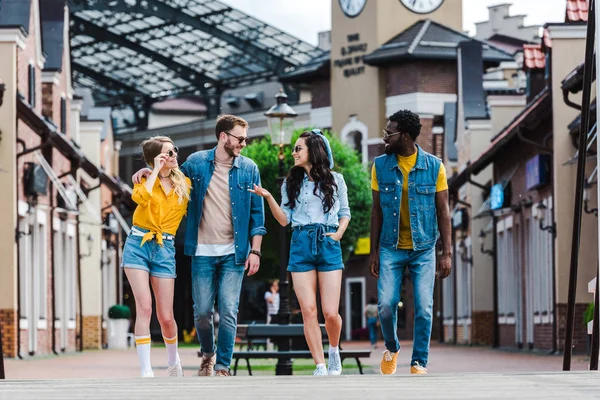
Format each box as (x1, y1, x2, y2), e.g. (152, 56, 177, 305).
(525, 154, 551, 190)
(490, 184, 504, 210)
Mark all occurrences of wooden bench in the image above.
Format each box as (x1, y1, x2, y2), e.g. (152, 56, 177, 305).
(231, 324, 371, 375)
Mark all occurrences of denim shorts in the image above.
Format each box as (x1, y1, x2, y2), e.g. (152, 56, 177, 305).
(121, 226, 177, 279)
(287, 224, 344, 273)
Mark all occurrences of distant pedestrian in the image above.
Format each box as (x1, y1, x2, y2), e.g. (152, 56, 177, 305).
(365, 297, 379, 349)
(124, 136, 190, 378)
(265, 279, 280, 324)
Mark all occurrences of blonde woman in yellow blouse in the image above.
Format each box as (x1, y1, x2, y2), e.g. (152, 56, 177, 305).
(122, 136, 190, 378)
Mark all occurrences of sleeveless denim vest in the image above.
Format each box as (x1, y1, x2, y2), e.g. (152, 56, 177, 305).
(374, 145, 442, 251)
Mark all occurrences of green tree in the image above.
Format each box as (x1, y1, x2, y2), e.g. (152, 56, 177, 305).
(242, 129, 372, 280)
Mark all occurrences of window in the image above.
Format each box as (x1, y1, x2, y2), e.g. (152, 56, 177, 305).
(28, 64, 36, 107)
(35, 216, 48, 322)
(60, 97, 67, 133)
(18, 217, 32, 322)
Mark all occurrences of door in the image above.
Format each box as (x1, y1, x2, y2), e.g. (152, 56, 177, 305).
(345, 278, 366, 341)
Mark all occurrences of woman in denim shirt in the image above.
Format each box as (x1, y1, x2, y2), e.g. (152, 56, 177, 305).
(250, 129, 350, 376)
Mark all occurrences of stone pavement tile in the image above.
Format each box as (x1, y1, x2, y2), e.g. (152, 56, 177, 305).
(1, 372, 600, 400)
(3, 340, 592, 380)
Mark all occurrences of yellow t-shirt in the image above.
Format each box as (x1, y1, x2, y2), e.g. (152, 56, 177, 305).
(371, 153, 448, 249)
(131, 176, 191, 246)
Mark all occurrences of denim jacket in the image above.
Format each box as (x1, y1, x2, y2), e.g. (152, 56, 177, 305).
(374, 145, 441, 251)
(180, 147, 266, 265)
(280, 172, 351, 228)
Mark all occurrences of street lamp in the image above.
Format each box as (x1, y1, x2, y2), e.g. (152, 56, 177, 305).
(583, 181, 598, 217)
(536, 201, 556, 236)
(264, 88, 297, 376)
(478, 229, 494, 257)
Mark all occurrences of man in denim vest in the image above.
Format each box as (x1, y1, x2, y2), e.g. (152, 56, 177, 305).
(133, 115, 266, 376)
(370, 109, 452, 375)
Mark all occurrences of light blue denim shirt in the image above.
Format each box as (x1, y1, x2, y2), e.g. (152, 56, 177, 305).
(280, 172, 351, 228)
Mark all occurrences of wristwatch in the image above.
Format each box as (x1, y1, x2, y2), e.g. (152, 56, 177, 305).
(249, 249, 262, 258)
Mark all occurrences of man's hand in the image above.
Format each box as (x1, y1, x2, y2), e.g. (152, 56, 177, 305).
(245, 253, 260, 276)
(369, 254, 380, 278)
(437, 253, 452, 279)
(132, 168, 152, 184)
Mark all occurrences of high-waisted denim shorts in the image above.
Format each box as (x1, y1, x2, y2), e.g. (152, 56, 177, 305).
(287, 224, 344, 273)
(121, 226, 177, 279)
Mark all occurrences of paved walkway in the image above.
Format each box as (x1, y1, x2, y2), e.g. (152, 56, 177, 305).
(2, 340, 599, 399)
(1, 372, 600, 399)
(2, 340, 593, 379)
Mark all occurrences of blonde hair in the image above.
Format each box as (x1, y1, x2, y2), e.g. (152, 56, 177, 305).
(140, 136, 190, 204)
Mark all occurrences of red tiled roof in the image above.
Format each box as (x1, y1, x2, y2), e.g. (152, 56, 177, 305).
(523, 44, 546, 70)
(566, 0, 589, 22)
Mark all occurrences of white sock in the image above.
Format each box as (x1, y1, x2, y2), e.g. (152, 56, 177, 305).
(329, 345, 339, 354)
(135, 335, 152, 373)
(316, 363, 326, 369)
(163, 334, 179, 366)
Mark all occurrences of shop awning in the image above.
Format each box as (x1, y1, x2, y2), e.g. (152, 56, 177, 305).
(111, 205, 130, 233)
(448, 164, 470, 192)
(67, 175, 102, 224)
(470, 88, 551, 175)
(34, 150, 77, 210)
(473, 167, 518, 219)
(17, 97, 133, 205)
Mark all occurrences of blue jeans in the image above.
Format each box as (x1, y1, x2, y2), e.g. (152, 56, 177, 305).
(378, 246, 435, 367)
(191, 254, 244, 371)
(367, 317, 378, 345)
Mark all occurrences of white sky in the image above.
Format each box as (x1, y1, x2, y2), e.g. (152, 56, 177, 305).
(220, 0, 569, 46)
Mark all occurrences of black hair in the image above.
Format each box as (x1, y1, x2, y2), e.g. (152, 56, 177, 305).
(388, 109, 422, 141)
(285, 131, 337, 213)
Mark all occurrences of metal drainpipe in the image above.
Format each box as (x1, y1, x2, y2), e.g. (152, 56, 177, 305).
(452, 225, 458, 345)
(492, 215, 499, 348)
(48, 178, 59, 356)
(550, 198, 558, 354)
(563, 0, 596, 371)
(76, 212, 83, 352)
(14, 138, 30, 360)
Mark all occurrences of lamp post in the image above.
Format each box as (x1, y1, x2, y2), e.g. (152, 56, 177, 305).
(264, 88, 297, 376)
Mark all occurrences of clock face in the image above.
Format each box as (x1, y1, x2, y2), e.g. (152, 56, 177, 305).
(400, 0, 444, 14)
(339, 0, 367, 18)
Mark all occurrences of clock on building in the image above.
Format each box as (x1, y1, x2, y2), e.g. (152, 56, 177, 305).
(339, 0, 367, 18)
(399, 0, 444, 14)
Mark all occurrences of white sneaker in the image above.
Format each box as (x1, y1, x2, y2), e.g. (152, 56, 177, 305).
(313, 364, 328, 376)
(167, 361, 184, 377)
(328, 350, 342, 375)
(141, 369, 154, 378)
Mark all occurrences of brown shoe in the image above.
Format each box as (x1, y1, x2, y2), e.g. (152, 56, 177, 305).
(198, 354, 216, 376)
(215, 369, 231, 377)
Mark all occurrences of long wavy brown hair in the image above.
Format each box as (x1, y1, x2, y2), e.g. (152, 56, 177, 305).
(285, 131, 337, 213)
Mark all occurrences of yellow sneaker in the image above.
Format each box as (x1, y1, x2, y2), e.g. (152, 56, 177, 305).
(410, 362, 427, 374)
(380, 349, 399, 375)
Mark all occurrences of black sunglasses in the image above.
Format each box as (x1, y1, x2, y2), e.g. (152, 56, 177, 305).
(224, 131, 250, 144)
(293, 145, 304, 153)
(165, 146, 179, 158)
